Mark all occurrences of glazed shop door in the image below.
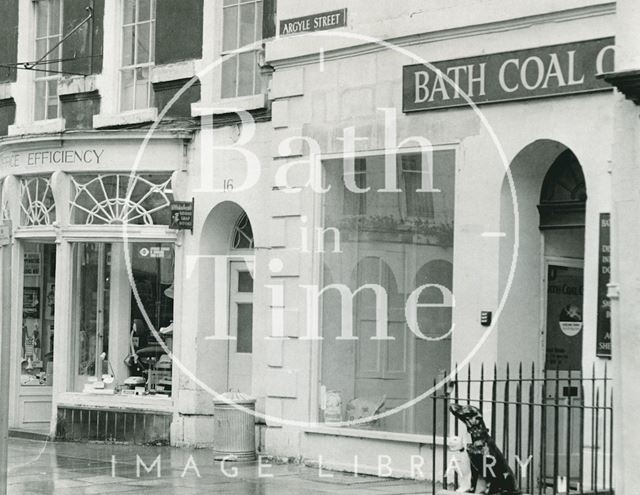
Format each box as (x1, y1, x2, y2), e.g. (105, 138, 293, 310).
(227, 261, 254, 394)
(17, 242, 56, 432)
(544, 261, 584, 485)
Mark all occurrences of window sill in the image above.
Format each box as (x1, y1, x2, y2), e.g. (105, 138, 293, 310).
(191, 93, 267, 117)
(57, 392, 173, 414)
(8, 118, 65, 136)
(303, 424, 445, 445)
(93, 108, 158, 129)
(0, 82, 11, 100)
(58, 75, 97, 96)
(152, 60, 197, 84)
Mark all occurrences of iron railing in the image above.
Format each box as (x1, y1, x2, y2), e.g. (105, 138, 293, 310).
(431, 363, 613, 495)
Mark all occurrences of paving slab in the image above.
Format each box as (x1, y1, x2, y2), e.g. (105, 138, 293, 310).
(4, 438, 436, 494)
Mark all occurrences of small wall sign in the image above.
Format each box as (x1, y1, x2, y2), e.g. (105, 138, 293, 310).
(279, 9, 347, 36)
(170, 199, 194, 233)
(596, 213, 611, 358)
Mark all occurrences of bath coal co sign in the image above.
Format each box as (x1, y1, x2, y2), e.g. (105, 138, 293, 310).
(403, 37, 615, 112)
(279, 9, 347, 36)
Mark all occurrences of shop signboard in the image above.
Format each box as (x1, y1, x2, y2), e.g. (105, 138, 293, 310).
(596, 213, 612, 358)
(403, 37, 615, 112)
(279, 9, 347, 36)
(0, 140, 181, 178)
(169, 199, 194, 233)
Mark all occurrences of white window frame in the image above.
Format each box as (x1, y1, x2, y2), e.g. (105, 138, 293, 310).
(119, 0, 156, 112)
(34, 0, 64, 121)
(220, 0, 263, 99)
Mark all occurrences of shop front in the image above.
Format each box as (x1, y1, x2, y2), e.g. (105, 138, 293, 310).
(260, 11, 616, 479)
(0, 130, 190, 441)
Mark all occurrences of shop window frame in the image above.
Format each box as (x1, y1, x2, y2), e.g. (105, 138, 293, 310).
(69, 173, 173, 226)
(19, 175, 57, 227)
(314, 145, 458, 435)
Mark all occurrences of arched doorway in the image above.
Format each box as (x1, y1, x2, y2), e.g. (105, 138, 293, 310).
(498, 140, 587, 371)
(538, 149, 587, 373)
(500, 141, 588, 485)
(199, 202, 255, 394)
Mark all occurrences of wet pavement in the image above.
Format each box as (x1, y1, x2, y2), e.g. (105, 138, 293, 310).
(5, 438, 433, 494)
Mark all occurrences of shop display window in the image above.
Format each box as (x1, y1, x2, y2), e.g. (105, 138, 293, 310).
(70, 174, 172, 225)
(71, 242, 174, 397)
(320, 150, 455, 434)
(20, 243, 56, 387)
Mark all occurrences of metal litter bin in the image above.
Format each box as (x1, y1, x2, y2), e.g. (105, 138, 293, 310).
(212, 392, 256, 461)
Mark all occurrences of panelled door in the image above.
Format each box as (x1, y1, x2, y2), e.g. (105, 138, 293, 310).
(227, 261, 254, 393)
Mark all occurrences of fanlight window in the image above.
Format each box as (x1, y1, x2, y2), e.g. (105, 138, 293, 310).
(70, 174, 173, 225)
(538, 149, 587, 230)
(20, 176, 56, 226)
(231, 212, 254, 249)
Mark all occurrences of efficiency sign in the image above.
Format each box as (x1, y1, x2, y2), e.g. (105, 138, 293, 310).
(403, 37, 615, 112)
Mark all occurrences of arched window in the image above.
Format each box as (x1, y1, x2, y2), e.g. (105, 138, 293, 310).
(231, 212, 254, 250)
(20, 176, 56, 226)
(538, 149, 587, 229)
(70, 174, 173, 225)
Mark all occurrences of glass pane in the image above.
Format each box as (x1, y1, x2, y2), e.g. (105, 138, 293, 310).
(76, 243, 100, 379)
(36, 2, 48, 37)
(123, 0, 136, 24)
(120, 69, 135, 111)
(320, 150, 456, 434)
(238, 271, 253, 293)
(46, 100, 58, 120)
(134, 67, 150, 109)
(221, 57, 238, 98)
(130, 242, 174, 330)
(236, 303, 253, 353)
(138, 0, 152, 22)
(122, 25, 135, 66)
(49, 35, 62, 61)
(35, 39, 47, 61)
(149, 20, 155, 61)
(224, 0, 238, 5)
(135, 22, 150, 64)
(20, 243, 56, 387)
(34, 82, 46, 121)
(237, 51, 256, 97)
(222, 6, 238, 51)
(239, 3, 256, 46)
(49, 0, 61, 35)
(255, 0, 263, 39)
